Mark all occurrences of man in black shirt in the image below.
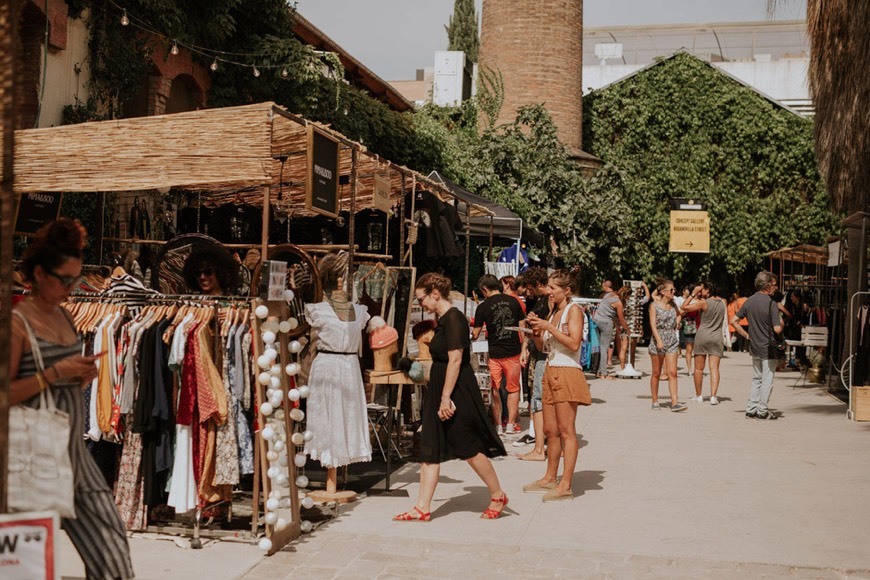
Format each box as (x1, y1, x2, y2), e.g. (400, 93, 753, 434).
(473, 274, 525, 435)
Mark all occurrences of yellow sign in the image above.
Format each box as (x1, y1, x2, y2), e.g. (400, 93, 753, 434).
(669, 210, 710, 253)
(373, 174, 391, 212)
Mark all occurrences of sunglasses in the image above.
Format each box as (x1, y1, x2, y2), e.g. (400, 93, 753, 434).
(198, 267, 215, 277)
(47, 270, 82, 288)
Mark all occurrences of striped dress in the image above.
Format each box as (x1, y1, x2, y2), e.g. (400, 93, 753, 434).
(15, 310, 134, 580)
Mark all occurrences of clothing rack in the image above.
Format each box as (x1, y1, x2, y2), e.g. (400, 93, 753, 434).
(69, 292, 253, 303)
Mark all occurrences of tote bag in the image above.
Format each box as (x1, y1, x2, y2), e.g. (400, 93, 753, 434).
(8, 311, 77, 518)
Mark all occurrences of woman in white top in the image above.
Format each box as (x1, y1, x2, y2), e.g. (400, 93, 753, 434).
(523, 268, 591, 502)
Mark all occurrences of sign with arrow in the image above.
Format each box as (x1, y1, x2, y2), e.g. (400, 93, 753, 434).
(669, 198, 710, 253)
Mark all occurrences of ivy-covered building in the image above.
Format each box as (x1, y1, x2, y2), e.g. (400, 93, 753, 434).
(582, 52, 838, 285)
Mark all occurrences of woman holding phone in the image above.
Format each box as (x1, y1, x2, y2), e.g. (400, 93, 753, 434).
(394, 272, 507, 521)
(9, 218, 134, 579)
(523, 267, 591, 502)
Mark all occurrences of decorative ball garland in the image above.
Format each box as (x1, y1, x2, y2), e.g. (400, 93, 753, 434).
(254, 301, 314, 550)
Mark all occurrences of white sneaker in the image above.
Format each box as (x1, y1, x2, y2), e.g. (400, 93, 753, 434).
(505, 424, 517, 435)
(496, 425, 504, 436)
(710, 396, 719, 405)
(692, 395, 704, 403)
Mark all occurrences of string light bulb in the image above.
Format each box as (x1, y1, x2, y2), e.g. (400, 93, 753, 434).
(253, 65, 260, 78)
(120, 9, 129, 26)
(210, 58, 218, 71)
(170, 40, 179, 55)
(281, 68, 289, 78)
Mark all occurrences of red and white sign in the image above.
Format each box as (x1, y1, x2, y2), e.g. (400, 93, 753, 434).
(0, 511, 59, 580)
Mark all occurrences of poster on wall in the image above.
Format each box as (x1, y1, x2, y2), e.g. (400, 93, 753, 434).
(668, 198, 710, 253)
(306, 127, 340, 218)
(0, 511, 59, 580)
(13, 192, 63, 235)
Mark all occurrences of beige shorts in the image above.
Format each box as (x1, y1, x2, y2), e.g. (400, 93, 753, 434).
(542, 366, 591, 406)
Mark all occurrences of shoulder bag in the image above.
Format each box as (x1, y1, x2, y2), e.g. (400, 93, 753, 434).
(767, 301, 786, 360)
(8, 311, 77, 518)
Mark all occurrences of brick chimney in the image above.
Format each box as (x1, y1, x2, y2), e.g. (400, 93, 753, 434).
(479, 0, 584, 152)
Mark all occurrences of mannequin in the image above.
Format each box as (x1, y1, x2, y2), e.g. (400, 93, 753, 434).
(304, 254, 372, 503)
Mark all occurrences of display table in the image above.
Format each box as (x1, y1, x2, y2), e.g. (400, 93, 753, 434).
(364, 370, 425, 496)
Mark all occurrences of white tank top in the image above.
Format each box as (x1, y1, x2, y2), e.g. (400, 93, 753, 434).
(545, 302, 582, 368)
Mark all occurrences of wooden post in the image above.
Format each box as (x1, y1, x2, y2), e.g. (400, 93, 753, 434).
(0, 0, 20, 514)
(399, 173, 406, 265)
(464, 204, 471, 314)
(347, 147, 358, 294)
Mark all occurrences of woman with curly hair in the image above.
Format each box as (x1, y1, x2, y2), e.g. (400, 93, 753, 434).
(182, 244, 239, 296)
(10, 218, 135, 579)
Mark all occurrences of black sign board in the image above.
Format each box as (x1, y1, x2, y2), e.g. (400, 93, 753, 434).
(669, 197, 706, 211)
(14, 192, 63, 235)
(306, 127, 340, 218)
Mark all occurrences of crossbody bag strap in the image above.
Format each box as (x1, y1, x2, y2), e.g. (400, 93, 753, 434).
(12, 310, 57, 411)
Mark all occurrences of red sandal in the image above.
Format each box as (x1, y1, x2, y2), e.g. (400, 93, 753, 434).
(480, 494, 508, 519)
(393, 506, 431, 522)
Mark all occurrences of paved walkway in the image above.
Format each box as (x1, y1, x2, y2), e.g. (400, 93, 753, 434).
(60, 351, 870, 579)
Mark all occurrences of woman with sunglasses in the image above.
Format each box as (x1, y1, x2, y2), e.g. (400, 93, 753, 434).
(394, 272, 507, 521)
(9, 218, 135, 579)
(649, 279, 686, 412)
(182, 245, 239, 296)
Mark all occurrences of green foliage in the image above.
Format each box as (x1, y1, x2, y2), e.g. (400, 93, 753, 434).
(67, 0, 423, 170)
(583, 53, 839, 284)
(61, 99, 109, 125)
(414, 101, 632, 288)
(445, 0, 479, 63)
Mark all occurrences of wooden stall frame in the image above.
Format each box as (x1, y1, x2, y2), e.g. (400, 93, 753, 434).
(8, 102, 495, 545)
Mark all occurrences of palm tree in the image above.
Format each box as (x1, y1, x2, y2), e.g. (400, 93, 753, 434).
(771, 0, 870, 213)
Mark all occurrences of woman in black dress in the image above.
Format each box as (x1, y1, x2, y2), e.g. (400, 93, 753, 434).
(394, 273, 507, 521)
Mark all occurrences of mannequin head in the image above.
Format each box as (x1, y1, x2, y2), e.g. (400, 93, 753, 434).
(412, 319, 437, 361)
(368, 316, 399, 371)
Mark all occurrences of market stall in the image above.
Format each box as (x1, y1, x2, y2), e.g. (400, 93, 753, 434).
(11, 102, 492, 552)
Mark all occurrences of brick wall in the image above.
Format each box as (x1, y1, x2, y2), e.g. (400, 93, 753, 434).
(479, 0, 583, 151)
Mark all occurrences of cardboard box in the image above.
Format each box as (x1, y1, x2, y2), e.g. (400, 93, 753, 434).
(851, 386, 870, 421)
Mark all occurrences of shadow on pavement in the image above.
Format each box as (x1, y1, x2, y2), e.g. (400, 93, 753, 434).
(572, 470, 605, 497)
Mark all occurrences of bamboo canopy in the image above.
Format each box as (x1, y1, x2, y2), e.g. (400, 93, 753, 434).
(764, 244, 829, 266)
(12, 102, 493, 218)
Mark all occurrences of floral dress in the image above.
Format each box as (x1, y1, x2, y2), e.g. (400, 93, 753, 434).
(648, 301, 679, 355)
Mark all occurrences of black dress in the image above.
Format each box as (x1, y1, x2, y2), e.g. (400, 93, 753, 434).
(419, 308, 506, 463)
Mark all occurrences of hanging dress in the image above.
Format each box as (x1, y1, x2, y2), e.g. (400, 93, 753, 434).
(304, 301, 373, 468)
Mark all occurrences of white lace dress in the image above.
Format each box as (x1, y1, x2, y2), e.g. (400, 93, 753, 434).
(303, 301, 372, 468)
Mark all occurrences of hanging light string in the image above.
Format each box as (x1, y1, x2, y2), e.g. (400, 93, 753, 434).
(101, 0, 339, 76)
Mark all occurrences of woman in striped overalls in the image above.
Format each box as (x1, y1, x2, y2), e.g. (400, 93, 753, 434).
(9, 218, 134, 579)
